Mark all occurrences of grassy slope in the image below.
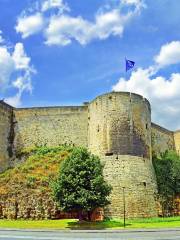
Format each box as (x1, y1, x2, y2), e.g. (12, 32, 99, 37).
(0, 146, 72, 196)
(0, 217, 180, 229)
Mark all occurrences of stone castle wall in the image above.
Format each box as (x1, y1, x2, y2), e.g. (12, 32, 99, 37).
(13, 106, 88, 153)
(0, 91, 179, 218)
(151, 123, 175, 156)
(0, 101, 14, 172)
(102, 155, 157, 218)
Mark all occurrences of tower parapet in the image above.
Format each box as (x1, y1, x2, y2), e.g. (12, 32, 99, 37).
(88, 92, 151, 158)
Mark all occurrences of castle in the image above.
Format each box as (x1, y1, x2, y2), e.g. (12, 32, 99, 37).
(0, 91, 180, 218)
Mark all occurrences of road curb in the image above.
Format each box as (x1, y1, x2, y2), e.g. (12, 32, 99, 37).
(0, 228, 180, 233)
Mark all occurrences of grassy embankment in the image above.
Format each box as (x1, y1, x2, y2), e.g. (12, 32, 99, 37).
(0, 217, 180, 229)
(0, 145, 72, 196)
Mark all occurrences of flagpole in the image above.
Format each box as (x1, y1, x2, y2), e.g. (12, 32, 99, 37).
(125, 57, 127, 81)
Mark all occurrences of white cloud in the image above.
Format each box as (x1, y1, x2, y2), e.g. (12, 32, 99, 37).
(0, 47, 15, 88)
(15, 13, 44, 38)
(6, 72, 33, 108)
(5, 92, 22, 107)
(94, 9, 125, 38)
(41, 0, 69, 12)
(45, 15, 90, 46)
(12, 43, 31, 70)
(12, 73, 33, 93)
(155, 41, 180, 67)
(112, 41, 180, 130)
(0, 32, 35, 107)
(15, 0, 145, 46)
(45, 4, 140, 46)
(10, 44, 34, 107)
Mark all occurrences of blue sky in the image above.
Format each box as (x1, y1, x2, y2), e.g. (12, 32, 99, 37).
(0, 0, 180, 130)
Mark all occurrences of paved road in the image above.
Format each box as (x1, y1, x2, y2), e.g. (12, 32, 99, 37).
(0, 229, 179, 240)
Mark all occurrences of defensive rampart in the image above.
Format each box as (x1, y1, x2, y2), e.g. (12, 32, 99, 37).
(151, 123, 175, 156)
(0, 91, 179, 218)
(13, 106, 88, 154)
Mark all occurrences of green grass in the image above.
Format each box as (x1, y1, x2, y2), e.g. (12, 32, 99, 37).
(127, 216, 180, 229)
(0, 217, 179, 230)
(0, 219, 76, 229)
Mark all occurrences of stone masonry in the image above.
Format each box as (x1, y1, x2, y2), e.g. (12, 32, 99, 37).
(0, 92, 179, 218)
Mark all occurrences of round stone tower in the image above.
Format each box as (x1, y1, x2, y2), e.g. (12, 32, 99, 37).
(88, 92, 157, 218)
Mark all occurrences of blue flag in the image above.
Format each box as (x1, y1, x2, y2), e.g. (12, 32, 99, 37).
(126, 59, 135, 72)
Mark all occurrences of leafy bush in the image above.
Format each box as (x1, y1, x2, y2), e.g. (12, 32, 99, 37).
(153, 150, 180, 216)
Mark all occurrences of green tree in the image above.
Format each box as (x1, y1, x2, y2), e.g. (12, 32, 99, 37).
(153, 150, 180, 216)
(51, 147, 112, 220)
